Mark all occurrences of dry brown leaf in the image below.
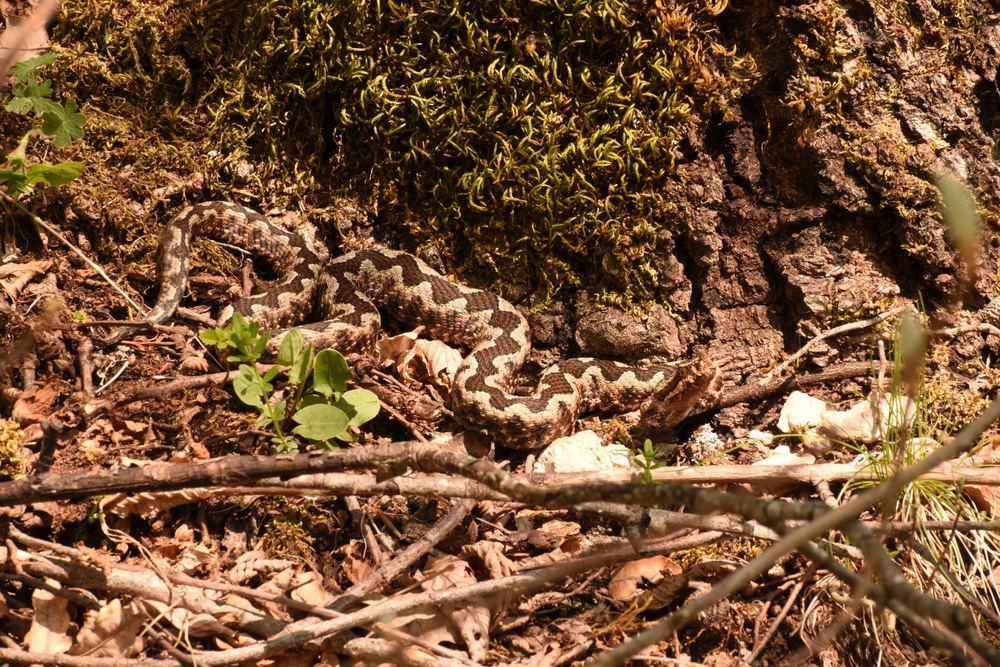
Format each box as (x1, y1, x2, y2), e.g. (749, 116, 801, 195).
(101, 488, 213, 518)
(140, 599, 235, 639)
(648, 560, 738, 611)
(609, 555, 676, 602)
(172, 543, 215, 575)
(538, 519, 581, 542)
(70, 599, 144, 658)
(289, 571, 335, 607)
(0, 259, 52, 300)
(24, 584, 72, 653)
(384, 606, 459, 662)
(460, 541, 515, 579)
(647, 570, 690, 610)
(966, 485, 1000, 516)
(11, 381, 60, 426)
(515, 534, 604, 571)
(179, 354, 211, 374)
(376, 328, 462, 388)
(385, 555, 491, 661)
(377, 328, 423, 365)
(341, 544, 374, 585)
(399, 339, 462, 387)
(421, 555, 490, 660)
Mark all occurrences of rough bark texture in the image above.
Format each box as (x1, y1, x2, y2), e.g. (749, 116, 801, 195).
(662, 0, 1000, 382)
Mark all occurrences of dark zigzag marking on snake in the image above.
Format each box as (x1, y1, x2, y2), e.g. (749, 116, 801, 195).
(145, 201, 711, 449)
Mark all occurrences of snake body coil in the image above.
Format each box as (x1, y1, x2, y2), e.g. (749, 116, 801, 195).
(146, 202, 714, 449)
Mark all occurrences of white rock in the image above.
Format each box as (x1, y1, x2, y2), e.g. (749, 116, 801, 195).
(777, 391, 827, 433)
(820, 399, 877, 443)
(533, 431, 634, 473)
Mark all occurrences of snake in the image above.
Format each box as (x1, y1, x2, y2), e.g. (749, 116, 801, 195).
(136, 201, 716, 449)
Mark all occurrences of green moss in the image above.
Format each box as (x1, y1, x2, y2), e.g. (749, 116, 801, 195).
(0, 420, 27, 480)
(51, 0, 753, 307)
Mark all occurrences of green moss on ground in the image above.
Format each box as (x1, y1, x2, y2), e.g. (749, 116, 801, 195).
(45, 0, 752, 307)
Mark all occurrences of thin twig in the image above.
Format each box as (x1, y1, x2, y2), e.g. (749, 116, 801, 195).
(4, 194, 145, 313)
(330, 497, 478, 612)
(744, 565, 815, 665)
(766, 306, 908, 379)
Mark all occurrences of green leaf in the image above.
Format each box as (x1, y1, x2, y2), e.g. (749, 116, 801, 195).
(275, 329, 303, 366)
(8, 54, 55, 83)
(335, 389, 381, 427)
(199, 328, 225, 347)
(41, 99, 86, 148)
(233, 365, 266, 408)
(0, 169, 30, 197)
(313, 349, 349, 397)
(25, 161, 85, 188)
(230, 311, 249, 332)
(6, 154, 27, 173)
(273, 437, 299, 454)
(6, 78, 55, 115)
(261, 364, 282, 383)
(298, 394, 326, 408)
(287, 341, 315, 387)
(251, 330, 270, 360)
(4, 95, 35, 115)
(291, 403, 350, 441)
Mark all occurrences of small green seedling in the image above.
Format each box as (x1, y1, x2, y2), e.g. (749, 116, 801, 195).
(200, 313, 380, 453)
(632, 438, 667, 485)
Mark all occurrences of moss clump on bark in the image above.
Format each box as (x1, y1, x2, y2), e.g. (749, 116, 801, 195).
(53, 0, 752, 308)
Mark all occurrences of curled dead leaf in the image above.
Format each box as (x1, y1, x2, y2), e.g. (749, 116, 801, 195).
(179, 354, 211, 374)
(377, 328, 423, 365)
(70, 599, 144, 658)
(608, 555, 678, 602)
(24, 583, 73, 654)
(140, 599, 236, 638)
(966, 485, 1000, 517)
(289, 571, 335, 607)
(384, 555, 493, 661)
(460, 541, 515, 579)
(0, 259, 52, 300)
(399, 339, 462, 387)
(377, 328, 462, 388)
(11, 381, 61, 426)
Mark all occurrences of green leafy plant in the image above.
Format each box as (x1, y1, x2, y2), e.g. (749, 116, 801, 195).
(1, 54, 86, 200)
(632, 438, 667, 485)
(199, 313, 380, 453)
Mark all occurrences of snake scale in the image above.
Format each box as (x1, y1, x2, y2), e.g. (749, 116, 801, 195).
(141, 201, 716, 449)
